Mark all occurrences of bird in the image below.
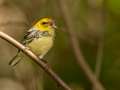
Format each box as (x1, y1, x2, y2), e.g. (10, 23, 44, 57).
(9, 17, 57, 67)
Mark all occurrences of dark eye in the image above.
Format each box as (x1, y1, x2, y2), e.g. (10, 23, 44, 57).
(42, 22, 48, 25)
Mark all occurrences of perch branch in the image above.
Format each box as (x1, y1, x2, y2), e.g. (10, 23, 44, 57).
(0, 31, 72, 90)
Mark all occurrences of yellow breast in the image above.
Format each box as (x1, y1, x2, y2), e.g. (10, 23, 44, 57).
(27, 37, 53, 58)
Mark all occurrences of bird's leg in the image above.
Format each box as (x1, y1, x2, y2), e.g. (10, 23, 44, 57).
(39, 54, 48, 63)
(39, 58, 48, 64)
(38, 56, 51, 69)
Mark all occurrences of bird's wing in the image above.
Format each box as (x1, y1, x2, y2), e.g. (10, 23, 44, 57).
(9, 28, 40, 67)
(22, 28, 40, 45)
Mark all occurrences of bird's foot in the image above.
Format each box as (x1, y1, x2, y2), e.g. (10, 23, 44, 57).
(40, 58, 48, 64)
(40, 58, 51, 69)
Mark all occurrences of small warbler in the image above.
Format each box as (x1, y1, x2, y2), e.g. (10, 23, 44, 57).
(9, 18, 57, 67)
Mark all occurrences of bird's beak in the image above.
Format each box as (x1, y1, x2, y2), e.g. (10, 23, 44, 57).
(49, 20, 57, 29)
(53, 24, 57, 29)
(53, 25, 57, 29)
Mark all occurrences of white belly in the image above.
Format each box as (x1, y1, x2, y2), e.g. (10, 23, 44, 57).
(27, 37, 53, 58)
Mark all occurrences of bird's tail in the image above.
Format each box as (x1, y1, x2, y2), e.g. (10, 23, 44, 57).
(9, 51, 22, 67)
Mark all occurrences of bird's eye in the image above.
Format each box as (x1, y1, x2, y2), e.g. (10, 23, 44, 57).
(42, 22, 48, 25)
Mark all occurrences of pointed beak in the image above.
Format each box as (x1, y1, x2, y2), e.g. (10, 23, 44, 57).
(49, 20, 57, 29)
(52, 24, 57, 29)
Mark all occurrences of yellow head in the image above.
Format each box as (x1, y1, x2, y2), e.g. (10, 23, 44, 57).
(34, 18, 57, 32)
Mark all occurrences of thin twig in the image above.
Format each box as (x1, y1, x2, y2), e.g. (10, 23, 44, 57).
(92, 1, 106, 90)
(0, 31, 72, 90)
(57, 0, 105, 90)
(95, 40, 104, 79)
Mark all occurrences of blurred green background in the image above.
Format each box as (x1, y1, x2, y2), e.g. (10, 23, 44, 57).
(0, 0, 120, 90)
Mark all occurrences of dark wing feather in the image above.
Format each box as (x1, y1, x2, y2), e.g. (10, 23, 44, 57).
(22, 28, 40, 45)
(9, 28, 40, 67)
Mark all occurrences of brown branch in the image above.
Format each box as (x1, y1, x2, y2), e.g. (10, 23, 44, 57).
(57, 0, 105, 90)
(0, 31, 72, 90)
